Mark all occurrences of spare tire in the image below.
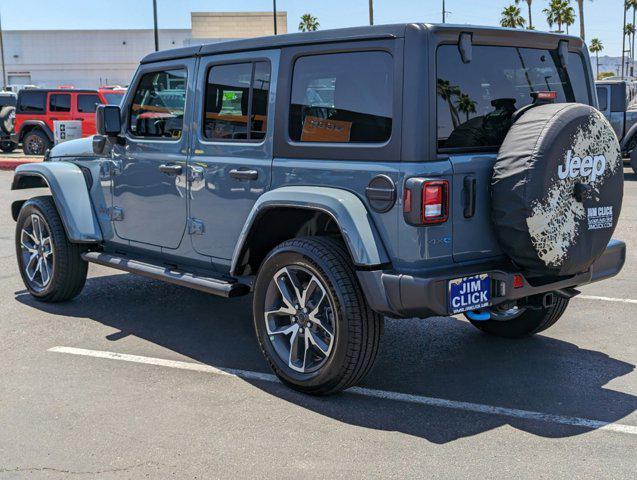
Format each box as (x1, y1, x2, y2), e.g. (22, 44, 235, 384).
(492, 103, 623, 276)
(0, 105, 15, 134)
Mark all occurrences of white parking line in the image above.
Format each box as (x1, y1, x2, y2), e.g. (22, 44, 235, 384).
(577, 295, 637, 305)
(49, 346, 637, 436)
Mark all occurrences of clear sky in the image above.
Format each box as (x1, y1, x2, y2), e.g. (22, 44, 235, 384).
(0, 0, 627, 56)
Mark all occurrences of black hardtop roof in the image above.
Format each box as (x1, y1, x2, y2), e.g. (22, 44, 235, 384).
(17, 88, 100, 95)
(141, 22, 584, 64)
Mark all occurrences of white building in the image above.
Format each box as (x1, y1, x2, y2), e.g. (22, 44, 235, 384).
(0, 11, 288, 89)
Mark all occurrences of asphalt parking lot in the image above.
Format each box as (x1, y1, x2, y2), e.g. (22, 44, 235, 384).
(0, 169, 636, 479)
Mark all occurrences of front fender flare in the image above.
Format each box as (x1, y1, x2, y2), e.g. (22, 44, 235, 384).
(231, 186, 390, 276)
(621, 122, 637, 152)
(11, 162, 102, 243)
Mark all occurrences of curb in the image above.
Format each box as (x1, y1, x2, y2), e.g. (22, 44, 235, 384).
(0, 158, 43, 170)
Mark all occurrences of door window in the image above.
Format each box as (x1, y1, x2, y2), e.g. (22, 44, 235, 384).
(129, 68, 187, 139)
(78, 94, 102, 113)
(203, 61, 271, 141)
(596, 87, 609, 111)
(289, 51, 393, 143)
(17, 90, 46, 113)
(49, 94, 71, 112)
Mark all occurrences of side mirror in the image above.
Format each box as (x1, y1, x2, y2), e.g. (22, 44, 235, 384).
(96, 104, 122, 137)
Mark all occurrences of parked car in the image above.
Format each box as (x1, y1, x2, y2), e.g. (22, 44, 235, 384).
(0, 91, 17, 152)
(595, 79, 637, 172)
(11, 24, 626, 395)
(12, 88, 127, 155)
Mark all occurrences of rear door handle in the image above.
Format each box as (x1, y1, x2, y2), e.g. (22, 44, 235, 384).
(463, 176, 476, 218)
(159, 164, 183, 175)
(229, 168, 258, 181)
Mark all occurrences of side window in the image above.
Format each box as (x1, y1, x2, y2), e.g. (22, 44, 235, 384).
(77, 94, 102, 113)
(129, 68, 187, 139)
(596, 87, 608, 111)
(289, 51, 393, 143)
(49, 94, 71, 113)
(17, 91, 46, 114)
(203, 61, 271, 141)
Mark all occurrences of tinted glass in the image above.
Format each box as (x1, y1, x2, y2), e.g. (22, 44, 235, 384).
(103, 92, 125, 105)
(204, 63, 252, 140)
(251, 62, 271, 140)
(129, 69, 187, 139)
(437, 46, 591, 150)
(77, 94, 101, 113)
(17, 91, 46, 113)
(596, 86, 609, 111)
(49, 94, 71, 112)
(289, 51, 393, 143)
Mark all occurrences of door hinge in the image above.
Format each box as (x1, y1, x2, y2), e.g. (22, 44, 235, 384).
(108, 207, 124, 221)
(188, 218, 205, 235)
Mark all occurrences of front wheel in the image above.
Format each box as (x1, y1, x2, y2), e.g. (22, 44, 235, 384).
(16, 196, 88, 302)
(253, 237, 382, 395)
(465, 294, 570, 338)
(631, 148, 637, 175)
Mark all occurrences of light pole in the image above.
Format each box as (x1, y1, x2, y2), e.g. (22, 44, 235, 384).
(622, 2, 628, 78)
(0, 10, 6, 90)
(369, 0, 374, 25)
(273, 0, 278, 35)
(443, 0, 446, 23)
(153, 0, 159, 51)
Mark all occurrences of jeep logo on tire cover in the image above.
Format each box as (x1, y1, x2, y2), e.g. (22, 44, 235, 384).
(557, 150, 606, 182)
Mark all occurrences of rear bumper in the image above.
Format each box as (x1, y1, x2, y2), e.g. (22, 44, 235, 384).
(357, 240, 626, 318)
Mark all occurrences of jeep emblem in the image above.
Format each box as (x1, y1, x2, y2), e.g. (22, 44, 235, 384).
(557, 150, 606, 182)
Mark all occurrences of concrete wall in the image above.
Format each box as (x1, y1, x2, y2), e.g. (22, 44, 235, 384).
(191, 12, 287, 38)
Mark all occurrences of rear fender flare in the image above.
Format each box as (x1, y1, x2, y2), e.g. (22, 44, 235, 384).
(11, 162, 102, 243)
(231, 186, 390, 276)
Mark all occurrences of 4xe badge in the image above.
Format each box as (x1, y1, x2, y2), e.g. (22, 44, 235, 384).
(448, 274, 491, 315)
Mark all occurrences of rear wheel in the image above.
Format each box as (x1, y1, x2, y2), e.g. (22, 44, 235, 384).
(465, 294, 569, 338)
(15, 196, 88, 302)
(253, 236, 382, 395)
(23, 129, 51, 156)
(0, 140, 16, 152)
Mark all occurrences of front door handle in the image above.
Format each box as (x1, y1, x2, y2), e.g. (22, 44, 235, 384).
(229, 168, 258, 181)
(159, 164, 183, 175)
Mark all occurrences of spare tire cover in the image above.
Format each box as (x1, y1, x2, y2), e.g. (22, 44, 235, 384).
(492, 103, 623, 276)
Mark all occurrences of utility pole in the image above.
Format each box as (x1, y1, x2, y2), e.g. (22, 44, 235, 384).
(369, 0, 374, 25)
(632, 5, 636, 77)
(622, 3, 628, 79)
(273, 0, 278, 35)
(442, 0, 446, 23)
(153, 0, 159, 51)
(0, 10, 6, 90)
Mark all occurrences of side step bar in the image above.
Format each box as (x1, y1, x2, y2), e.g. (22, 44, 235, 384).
(82, 252, 250, 298)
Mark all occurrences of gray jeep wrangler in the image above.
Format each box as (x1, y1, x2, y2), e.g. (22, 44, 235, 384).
(11, 24, 626, 395)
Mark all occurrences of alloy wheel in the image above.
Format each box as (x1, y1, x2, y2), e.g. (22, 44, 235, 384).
(19, 213, 54, 291)
(264, 266, 336, 374)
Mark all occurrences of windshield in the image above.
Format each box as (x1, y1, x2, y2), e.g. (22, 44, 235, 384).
(437, 45, 591, 151)
(103, 92, 125, 105)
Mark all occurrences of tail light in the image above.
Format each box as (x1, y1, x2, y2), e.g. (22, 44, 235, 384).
(403, 178, 449, 226)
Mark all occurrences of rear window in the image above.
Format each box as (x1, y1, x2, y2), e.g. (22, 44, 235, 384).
(289, 51, 393, 143)
(437, 45, 591, 151)
(17, 91, 46, 114)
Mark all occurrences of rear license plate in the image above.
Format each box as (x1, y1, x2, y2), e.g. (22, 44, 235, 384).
(448, 274, 491, 315)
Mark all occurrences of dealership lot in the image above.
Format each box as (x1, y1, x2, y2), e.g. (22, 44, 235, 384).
(0, 169, 636, 479)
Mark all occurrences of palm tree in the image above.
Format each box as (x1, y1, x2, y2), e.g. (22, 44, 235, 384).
(625, 23, 636, 72)
(589, 38, 604, 79)
(543, 0, 572, 33)
(563, 4, 576, 34)
(298, 14, 319, 32)
(437, 79, 461, 128)
(501, 5, 526, 28)
(515, 0, 534, 29)
(456, 93, 477, 122)
(627, 0, 637, 76)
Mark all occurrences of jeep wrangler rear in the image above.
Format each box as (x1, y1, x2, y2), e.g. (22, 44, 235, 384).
(11, 24, 625, 395)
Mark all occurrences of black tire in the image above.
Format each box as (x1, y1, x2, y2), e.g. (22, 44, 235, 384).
(631, 147, 637, 175)
(253, 236, 382, 395)
(23, 129, 51, 156)
(0, 105, 15, 134)
(15, 196, 88, 302)
(0, 140, 16, 152)
(467, 295, 570, 339)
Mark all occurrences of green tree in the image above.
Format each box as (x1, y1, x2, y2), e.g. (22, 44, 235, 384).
(501, 5, 526, 28)
(456, 93, 477, 122)
(515, 0, 534, 29)
(563, 4, 576, 34)
(543, 0, 573, 33)
(589, 38, 604, 79)
(298, 13, 319, 32)
(436, 78, 461, 128)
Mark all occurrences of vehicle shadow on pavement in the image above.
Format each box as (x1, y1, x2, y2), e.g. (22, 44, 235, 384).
(16, 272, 637, 444)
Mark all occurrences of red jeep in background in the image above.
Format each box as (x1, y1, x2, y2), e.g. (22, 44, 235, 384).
(12, 87, 125, 155)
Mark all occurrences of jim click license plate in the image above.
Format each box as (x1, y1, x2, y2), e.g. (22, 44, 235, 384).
(448, 274, 491, 315)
